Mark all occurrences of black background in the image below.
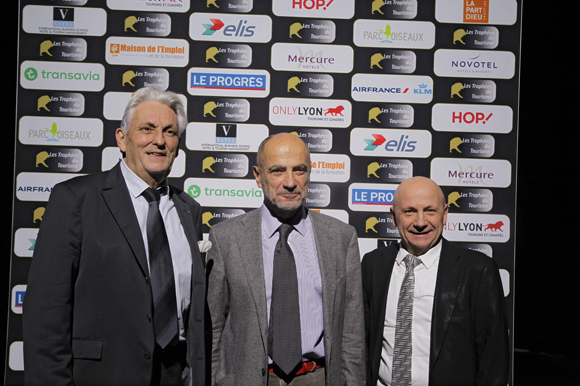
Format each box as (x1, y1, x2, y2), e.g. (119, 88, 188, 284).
(3, 1, 577, 384)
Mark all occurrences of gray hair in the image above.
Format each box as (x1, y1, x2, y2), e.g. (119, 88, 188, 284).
(120, 88, 187, 137)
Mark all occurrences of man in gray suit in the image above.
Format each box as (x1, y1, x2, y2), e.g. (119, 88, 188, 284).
(207, 133, 365, 386)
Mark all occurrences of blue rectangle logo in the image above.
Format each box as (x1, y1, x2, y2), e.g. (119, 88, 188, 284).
(190, 73, 266, 91)
(351, 189, 395, 205)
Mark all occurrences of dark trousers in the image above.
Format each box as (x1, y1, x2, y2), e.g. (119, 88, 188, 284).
(151, 342, 187, 386)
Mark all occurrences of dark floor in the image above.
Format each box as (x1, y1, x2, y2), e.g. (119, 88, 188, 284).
(514, 350, 578, 385)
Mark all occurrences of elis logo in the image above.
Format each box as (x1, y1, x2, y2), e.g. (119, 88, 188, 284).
(202, 19, 255, 37)
(364, 134, 416, 152)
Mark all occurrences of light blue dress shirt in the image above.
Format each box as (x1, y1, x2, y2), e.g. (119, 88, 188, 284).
(261, 205, 325, 362)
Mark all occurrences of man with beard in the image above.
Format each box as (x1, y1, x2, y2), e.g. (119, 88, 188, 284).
(206, 133, 365, 386)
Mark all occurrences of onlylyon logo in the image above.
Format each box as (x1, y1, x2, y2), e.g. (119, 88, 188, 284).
(443, 213, 511, 243)
(269, 98, 352, 128)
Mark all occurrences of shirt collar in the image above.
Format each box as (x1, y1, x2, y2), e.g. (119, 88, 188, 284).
(396, 238, 442, 270)
(261, 204, 307, 239)
(119, 159, 169, 199)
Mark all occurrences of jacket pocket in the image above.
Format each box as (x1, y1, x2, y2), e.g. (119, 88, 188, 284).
(72, 337, 102, 360)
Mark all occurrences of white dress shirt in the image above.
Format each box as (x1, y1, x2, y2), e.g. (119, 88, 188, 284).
(378, 241, 442, 386)
(120, 160, 192, 341)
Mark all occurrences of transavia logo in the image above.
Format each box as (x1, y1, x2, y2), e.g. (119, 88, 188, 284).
(54, 7, 74, 28)
(20, 61, 105, 91)
(24, 67, 38, 81)
(184, 178, 263, 208)
(188, 184, 202, 198)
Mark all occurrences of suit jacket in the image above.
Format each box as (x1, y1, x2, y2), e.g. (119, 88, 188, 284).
(362, 239, 509, 386)
(206, 207, 365, 386)
(23, 162, 207, 386)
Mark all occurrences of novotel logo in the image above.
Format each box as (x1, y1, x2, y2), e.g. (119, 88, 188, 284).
(451, 56, 498, 69)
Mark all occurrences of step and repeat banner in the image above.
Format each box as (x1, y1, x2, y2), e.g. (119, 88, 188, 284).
(8, 0, 521, 382)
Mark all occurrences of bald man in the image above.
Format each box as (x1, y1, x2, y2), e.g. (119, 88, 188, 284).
(207, 133, 365, 386)
(362, 177, 509, 386)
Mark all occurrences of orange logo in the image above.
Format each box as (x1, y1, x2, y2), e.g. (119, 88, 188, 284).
(463, 0, 489, 23)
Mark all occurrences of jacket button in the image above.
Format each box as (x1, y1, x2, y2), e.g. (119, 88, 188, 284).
(144, 353, 151, 360)
(262, 368, 266, 376)
(147, 315, 152, 323)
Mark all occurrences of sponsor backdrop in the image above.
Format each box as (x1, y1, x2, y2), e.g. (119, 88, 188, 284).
(8, 0, 521, 382)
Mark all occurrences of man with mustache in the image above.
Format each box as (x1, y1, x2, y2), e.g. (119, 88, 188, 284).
(362, 176, 509, 386)
(206, 133, 365, 386)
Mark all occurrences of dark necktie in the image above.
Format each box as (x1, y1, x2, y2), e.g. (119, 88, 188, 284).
(268, 223, 302, 375)
(392, 254, 422, 386)
(142, 187, 178, 349)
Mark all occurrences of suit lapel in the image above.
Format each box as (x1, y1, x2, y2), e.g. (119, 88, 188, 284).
(237, 208, 269, 353)
(172, 191, 203, 270)
(430, 239, 465, 369)
(309, 211, 337, 359)
(101, 163, 149, 276)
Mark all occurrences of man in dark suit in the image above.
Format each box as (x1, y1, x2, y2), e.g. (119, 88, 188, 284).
(23, 88, 207, 386)
(207, 133, 365, 386)
(363, 176, 509, 386)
